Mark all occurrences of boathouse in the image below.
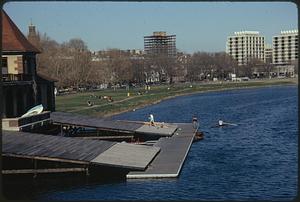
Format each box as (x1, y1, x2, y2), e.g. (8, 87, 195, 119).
(1, 10, 56, 118)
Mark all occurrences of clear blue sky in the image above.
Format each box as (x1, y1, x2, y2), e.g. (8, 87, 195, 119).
(3, 1, 298, 53)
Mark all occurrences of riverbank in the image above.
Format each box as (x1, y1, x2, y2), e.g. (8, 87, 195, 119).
(55, 78, 298, 118)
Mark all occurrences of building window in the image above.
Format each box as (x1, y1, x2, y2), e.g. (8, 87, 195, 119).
(2, 57, 8, 74)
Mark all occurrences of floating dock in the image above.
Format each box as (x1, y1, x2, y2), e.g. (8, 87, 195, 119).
(2, 131, 160, 172)
(127, 123, 196, 178)
(2, 112, 198, 179)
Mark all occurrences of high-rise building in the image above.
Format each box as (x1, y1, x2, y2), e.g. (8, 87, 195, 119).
(226, 31, 265, 66)
(144, 31, 176, 57)
(272, 30, 298, 65)
(265, 44, 273, 64)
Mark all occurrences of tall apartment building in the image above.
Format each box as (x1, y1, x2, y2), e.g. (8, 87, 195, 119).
(272, 30, 298, 65)
(226, 31, 265, 66)
(265, 44, 273, 64)
(144, 31, 176, 57)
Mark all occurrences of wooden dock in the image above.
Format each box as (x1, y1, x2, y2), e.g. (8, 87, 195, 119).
(3, 112, 198, 179)
(127, 123, 196, 178)
(51, 112, 177, 137)
(2, 131, 160, 171)
(51, 112, 141, 133)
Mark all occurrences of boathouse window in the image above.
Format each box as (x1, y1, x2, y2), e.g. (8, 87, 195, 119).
(2, 57, 8, 74)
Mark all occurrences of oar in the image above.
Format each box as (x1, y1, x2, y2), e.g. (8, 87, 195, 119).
(223, 122, 238, 126)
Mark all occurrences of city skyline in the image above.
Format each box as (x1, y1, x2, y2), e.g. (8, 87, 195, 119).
(3, 1, 297, 53)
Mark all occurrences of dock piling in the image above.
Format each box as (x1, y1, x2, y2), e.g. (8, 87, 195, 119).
(33, 159, 37, 178)
(85, 166, 90, 176)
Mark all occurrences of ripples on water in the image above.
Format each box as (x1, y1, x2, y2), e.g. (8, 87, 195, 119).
(17, 85, 299, 200)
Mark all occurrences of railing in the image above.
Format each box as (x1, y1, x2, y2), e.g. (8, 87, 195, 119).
(2, 74, 33, 82)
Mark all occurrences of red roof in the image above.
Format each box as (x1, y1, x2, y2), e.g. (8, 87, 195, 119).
(2, 10, 40, 53)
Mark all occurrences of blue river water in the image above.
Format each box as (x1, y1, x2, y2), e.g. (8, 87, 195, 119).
(10, 85, 300, 200)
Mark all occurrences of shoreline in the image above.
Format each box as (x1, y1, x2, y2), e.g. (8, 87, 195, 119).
(104, 80, 298, 119)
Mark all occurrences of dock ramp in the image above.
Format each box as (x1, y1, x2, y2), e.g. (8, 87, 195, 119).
(92, 143, 160, 170)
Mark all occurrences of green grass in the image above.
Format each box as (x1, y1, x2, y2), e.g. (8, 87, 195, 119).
(55, 78, 297, 117)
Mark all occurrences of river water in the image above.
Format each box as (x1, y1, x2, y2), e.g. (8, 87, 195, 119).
(4, 85, 298, 200)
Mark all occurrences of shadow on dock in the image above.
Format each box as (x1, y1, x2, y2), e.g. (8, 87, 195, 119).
(2, 169, 126, 200)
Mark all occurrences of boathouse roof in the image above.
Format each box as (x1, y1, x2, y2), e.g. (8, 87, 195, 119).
(2, 10, 41, 53)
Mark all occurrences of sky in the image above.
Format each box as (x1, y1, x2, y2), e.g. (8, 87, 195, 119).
(3, 1, 298, 53)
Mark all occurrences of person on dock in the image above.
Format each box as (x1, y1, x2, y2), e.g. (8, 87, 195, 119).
(192, 115, 199, 129)
(149, 114, 155, 126)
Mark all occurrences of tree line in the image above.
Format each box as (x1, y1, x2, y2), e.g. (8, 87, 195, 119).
(31, 33, 277, 89)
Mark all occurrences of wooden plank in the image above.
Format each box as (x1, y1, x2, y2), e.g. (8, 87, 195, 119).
(2, 131, 115, 163)
(2, 168, 86, 174)
(75, 136, 134, 140)
(51, 112, 142, 132)
(2, 153, 88, 165)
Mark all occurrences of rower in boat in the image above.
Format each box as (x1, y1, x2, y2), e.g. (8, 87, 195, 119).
(217, 120, 238, 127)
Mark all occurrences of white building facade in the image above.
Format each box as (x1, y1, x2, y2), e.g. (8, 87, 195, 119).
(226, 31, 265, 66)
(272, 30, 298, 65)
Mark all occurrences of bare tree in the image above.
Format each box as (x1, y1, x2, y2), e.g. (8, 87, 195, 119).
(90, 60, 110, 84)
(239, 58, 265, 78)
(64, 38, 88, 51)
(103, 49, 134, 85)
(131, 58, 145, 84)
(186, 52, 237, 81)
(187, 52, 213, 81)
(146, 53, 177, 84)
(213, 52, 236, 79)
(61, 38, 92, 88)
(35, 33, 65, 86)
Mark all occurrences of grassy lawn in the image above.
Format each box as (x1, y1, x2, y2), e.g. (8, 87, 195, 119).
(55, 78, 297, 117)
